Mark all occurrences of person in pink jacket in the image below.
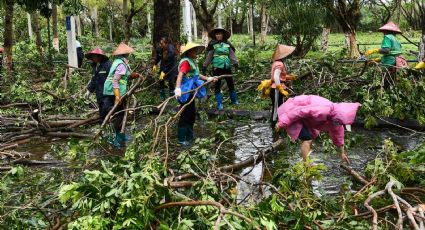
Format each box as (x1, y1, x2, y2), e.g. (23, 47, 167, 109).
(275, 95, 361, 164)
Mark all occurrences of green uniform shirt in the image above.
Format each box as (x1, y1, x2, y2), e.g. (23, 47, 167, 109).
(381, 34, 402, 67)
(212, 42, 231, 69)
(103, 58, 130, 96)
(179, 57, 199, 78)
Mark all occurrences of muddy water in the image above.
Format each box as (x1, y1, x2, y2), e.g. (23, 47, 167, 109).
(232, 122, 424, 200)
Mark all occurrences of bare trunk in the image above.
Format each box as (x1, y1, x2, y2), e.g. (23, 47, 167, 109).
(229, 10, 233, 35)
(91, 7, 99, 37)
(3, 0, 14, 77)
(260, 4, 267, 43)
(75, 15, 82, 36)
(147, 11, 151, 37)
(153, 0, 180, 55)
(191, 5, 197, 41)
(320, 27, 331, 52)
(109, 17, 113, 42)
(27, 13, 33, 38)
(250, 1, 255, 46)
(246, 12, 250, 34)
(123, 0, 130, 44)
(347, 31, 360, 58)
(202, 29, 208, 46)
(419, 32, 425, 61)
(31, 12, 44, 59)
(52, 4, 59, 51)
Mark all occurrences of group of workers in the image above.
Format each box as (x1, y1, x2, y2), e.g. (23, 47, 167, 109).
(84, 21, 425, 163)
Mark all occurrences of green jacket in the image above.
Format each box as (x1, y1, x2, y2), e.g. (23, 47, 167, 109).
(381, 34, 402, 67)
(212, 42, 231, 69)
(179, 57, 199, 78)
(103, 58, 130, 96)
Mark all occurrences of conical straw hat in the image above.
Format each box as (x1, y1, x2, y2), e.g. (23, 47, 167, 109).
(180, 42, 205, 56)
(272, 44, 295, 61)
(112, 43, 135, 56)
(378, 21, 402, 34)
(208, 27, 231, 40)
(85, 47, 108, 61)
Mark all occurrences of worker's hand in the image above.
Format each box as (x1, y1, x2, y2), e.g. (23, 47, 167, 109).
(415, 61, 425, 70)
(286, 74, 297, 81)
(339, 151, 351, 165)
(276, 85, 289, 97)
(370, 57, 381, 63)
(275, 124, 281, 133)
(152, 65, 158, 73)
(364, 48, 380, 56)
(159, 71, 166, 80)
(174, 87, 182, 98)
(84, 90, 91, 99)
(114, 96, 121, 105)
(130, 72, 141, 79)
(206, 77, 217, 82)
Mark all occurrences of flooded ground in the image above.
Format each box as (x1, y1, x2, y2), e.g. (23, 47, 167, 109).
(232, 122, 424, 200)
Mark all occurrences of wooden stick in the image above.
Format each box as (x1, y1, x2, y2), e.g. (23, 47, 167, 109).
(340, 164, 370, 185)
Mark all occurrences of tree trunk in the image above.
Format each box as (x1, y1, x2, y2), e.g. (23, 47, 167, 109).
(229, 10, 233, 35)
(3, 0, 14, 77)
(260, 4, 267, 43)
(75, 15, 82, 36)
(147, 11, 151, 37)
(91, 7, 99, 37)
(31, 11, 44, 59)
(202, 28, 208, 46)
(192, 4, 197, 41)
(108, 17, 113, 42)
(52, 4, 59, 51)
(153, 0, 180, 53)
(419, 32, 425, 61)
(123, 0, 129, 43)
(320, 27, 331, 51)
(250, 1, 255, 46)
(182, 0, 192, 42)
(27, 13, 33, 38)
(347, 31, 360, 58)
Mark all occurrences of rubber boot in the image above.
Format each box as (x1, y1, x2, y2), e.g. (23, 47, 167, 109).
(160, 89, 166, 101)
(116, 132, 131, 142)
(215, 93, 224, 110)
(108, 133, 121, 148)
(230, 90, 239, 105)
(177, 126, 189, 146)
(186, 124, 194, 143)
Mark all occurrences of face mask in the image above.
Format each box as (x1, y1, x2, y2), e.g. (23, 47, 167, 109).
(345, 125, 352, 132)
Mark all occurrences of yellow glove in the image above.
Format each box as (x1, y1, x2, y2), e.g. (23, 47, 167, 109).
(257, 79, 272, 91)
(415, 61, 425, 70)
(159, 71, 166, 80)
(276, 85, 289, 97)
(364, 48, 380, 56)
(113, 88, 121, 105)
(152, 65, 158, 73)
(286, 74, 297, 81)
(263, 88, 271, 97)
(371, 57, 381, 62)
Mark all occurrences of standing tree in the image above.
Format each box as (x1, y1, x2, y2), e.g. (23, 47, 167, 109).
(271, 0, 324, 57)
(153, 0, 180, 47)
(123, 0, 148, 44)
(2, 0, 14, 77)
(402, 0, 425, 60)
(189, 0, 219, 41)
(320, 0, 362, 58)
(229, 0, 248, 34)
(30, 11, 44, 58)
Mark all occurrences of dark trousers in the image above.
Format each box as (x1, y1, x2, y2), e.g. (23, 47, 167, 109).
(102, 95, 125, 132)
(270, 88, 284, 127)
(178, 94, 196, 128)
(159, 70, 177, 92)
(213, 68, 234, 94)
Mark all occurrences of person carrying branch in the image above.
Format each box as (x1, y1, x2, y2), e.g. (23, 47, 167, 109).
(153, 36, 178, 100)
(269, 44, 296, 128)
(175, 42, 217, 146)
(203, 27, 239, 110)
(103, 43, 143, 148)
(364, 22, 407, 86)
(84, 48, 111, 119)
(276, 95, 360, 164)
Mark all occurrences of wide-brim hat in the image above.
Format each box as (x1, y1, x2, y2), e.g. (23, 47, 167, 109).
(85, 47, 108, 61)
(112, 43, 135, 56)
(272, 44, 295, 61)
(208, 27, 231, 40)
(378, 21, 402, 34)
(181, 42, 205, 56)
